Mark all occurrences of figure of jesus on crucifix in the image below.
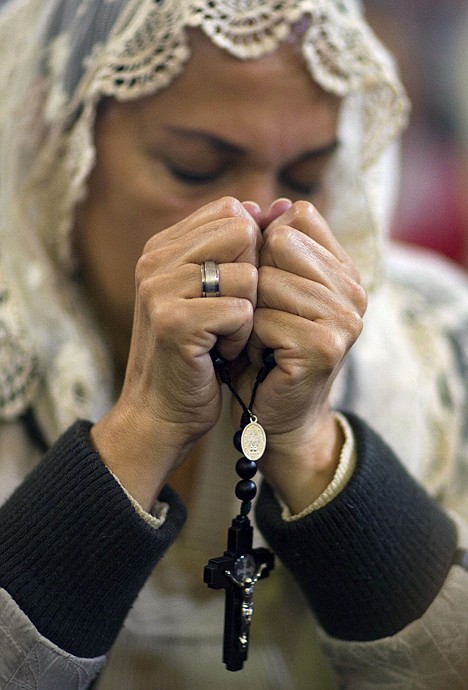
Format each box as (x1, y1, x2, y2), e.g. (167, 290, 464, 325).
(224, 557, 268, 649)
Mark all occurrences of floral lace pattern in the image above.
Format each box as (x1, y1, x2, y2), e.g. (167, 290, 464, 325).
(86, 0, 407, 167)
(50, 0, 407, 163)
(0, 292, 40, 420)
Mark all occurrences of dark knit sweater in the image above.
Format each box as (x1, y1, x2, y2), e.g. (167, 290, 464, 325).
(0, 414, 457, 657)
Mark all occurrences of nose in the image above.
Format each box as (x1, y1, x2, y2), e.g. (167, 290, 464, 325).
(231, 173, 281, 215)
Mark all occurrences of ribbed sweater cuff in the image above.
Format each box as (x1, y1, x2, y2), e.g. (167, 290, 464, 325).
(0, 420, 187, 657)
(255, 412, 457, 641)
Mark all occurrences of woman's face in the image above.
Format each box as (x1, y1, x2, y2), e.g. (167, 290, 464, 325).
(74, 30, 340, 370)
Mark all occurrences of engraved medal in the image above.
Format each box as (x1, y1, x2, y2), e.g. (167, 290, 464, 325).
(241, 416, 266, 461)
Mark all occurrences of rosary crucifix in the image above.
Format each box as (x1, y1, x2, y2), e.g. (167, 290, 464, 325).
(203, 344, 276, 672)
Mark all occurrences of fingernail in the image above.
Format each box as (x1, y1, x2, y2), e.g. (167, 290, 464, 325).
(242, 200, 261, 213)
(268, 198, 292, 212)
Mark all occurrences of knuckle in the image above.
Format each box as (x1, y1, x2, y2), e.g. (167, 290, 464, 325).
(257, 264, 275, 292)
(231, 299, 255, 331)
(214, 205, 257, 249)
(237, 296, 254, 318)
(346, 308, 364, 340)
(357, 283, 368, 314)
(289, 199, 318, 220)
(347, 279, 368, 316)
(332, 303, 364, 347)
(135, 253, 152, 289)
(314, 329, 348, 372)
(236, 216, 258, 245)
(241, 262, 258, 287)
(291, 199, 312, 213)
(218, 195, 245, 217)
(246, 298, 255, 317)
(265, 224, 294, 251)
(137, 274, 158, 308)
(150, 301, 182, 339)
(311, 316, 362, 373)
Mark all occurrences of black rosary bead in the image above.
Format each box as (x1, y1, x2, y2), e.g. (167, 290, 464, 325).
(210, 349, 226, 370)
(235, 457, 257, 479)
(210, 349, 231, 384)
(233, 430, 243, 453)
(253, 352, 276, 383)
(262, 348, 276, 370)
(235, 479, 257, 502)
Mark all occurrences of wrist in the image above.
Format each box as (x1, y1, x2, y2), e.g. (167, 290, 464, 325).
(91, 401, 196, 511)
(278, 412, 356, 519)
(260, 409, 343, 514)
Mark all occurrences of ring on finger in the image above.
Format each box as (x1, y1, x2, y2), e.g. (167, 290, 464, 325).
(201, 260, 220, 297)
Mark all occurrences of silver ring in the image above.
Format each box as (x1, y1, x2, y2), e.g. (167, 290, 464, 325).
(201, 260, 220, 297)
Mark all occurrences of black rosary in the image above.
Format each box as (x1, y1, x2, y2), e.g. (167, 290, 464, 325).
(203, 348, 276, 671)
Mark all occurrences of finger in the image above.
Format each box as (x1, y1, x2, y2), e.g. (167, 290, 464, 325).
(150, 296, 254, 362)
(142, 216, 261, 271)
(259, 233, 367, 314)
(136, 261, 258, 308)
(261, 198, 293, 227)
(242, 201, 262, 223)
(256, 268, 365, 349)
(153, 262, 258, 305)
(243, 198, 292, 230)
(257, 266, 337, 318)
(144, 197, 263, 265)
(155, 196, 257, 241)
(198, 262, 258, 306)
(263, 200, 360, 283)
(249, 306, 361, 375)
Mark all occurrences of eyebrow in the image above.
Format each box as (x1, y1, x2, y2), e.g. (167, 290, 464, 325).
(164, 126, 244, 155)
(163, 126, 340, 161)
(293, 139, 340, 164)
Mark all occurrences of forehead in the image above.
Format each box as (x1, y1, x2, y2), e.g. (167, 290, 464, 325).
(129, 29, 339, 154)
(183, 27, 320, 93)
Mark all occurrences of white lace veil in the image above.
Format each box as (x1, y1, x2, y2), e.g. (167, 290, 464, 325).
(0, 0, 409, 437)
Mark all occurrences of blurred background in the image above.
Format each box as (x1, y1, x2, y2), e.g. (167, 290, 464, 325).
(1, 0, 467, 269)
(364, 0, 468, 270)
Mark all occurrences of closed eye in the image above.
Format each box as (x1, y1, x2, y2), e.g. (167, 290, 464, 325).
(164, 162, 227, 185)
(279, 173, 321, 197)
(278, 140, 339, 197)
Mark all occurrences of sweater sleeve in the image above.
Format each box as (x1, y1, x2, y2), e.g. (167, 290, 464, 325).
(255, 411, 458, 642)
(0, 419, 187, 658)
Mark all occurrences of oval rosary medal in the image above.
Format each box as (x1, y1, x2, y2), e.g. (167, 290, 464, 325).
(241, 416, 266, 461)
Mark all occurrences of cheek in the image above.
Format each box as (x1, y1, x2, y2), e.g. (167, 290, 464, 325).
(85, 112, 186, 256)
(312, 190, 327, 216)
(73, 154, 208, 324)
(73, 201, 138, 327)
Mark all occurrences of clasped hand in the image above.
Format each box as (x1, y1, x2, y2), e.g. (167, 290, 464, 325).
(94, 196, 367, 512)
